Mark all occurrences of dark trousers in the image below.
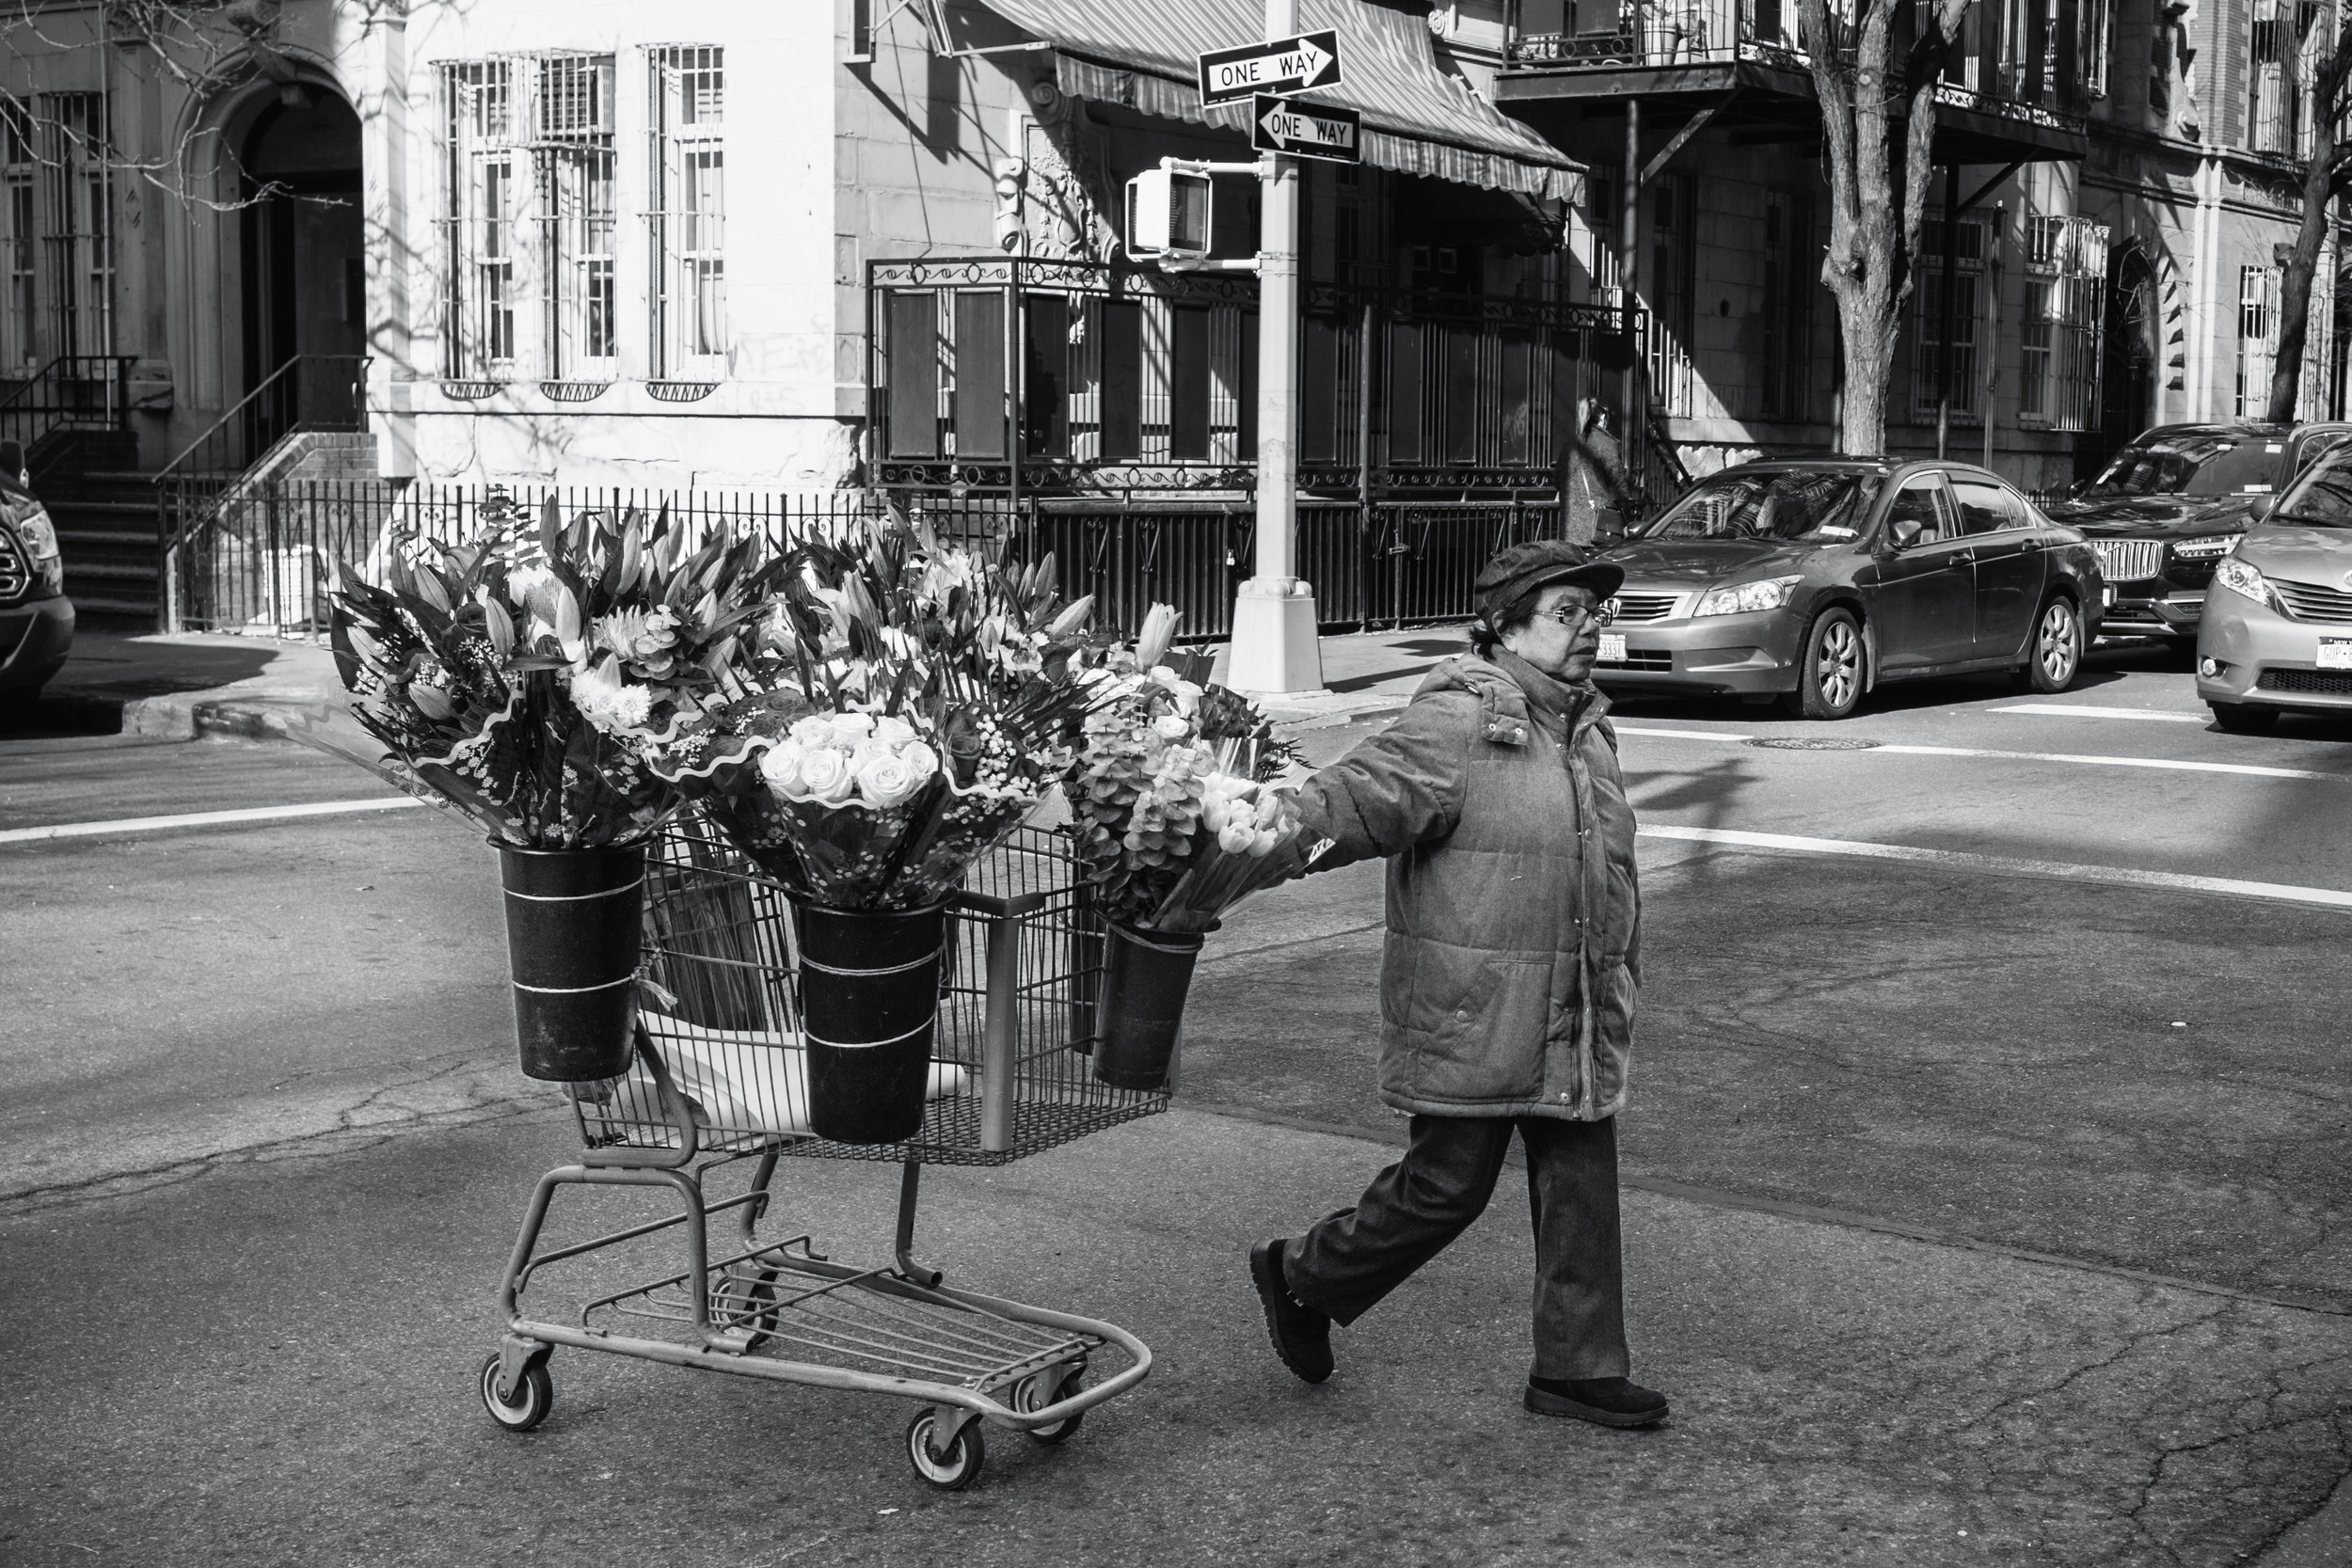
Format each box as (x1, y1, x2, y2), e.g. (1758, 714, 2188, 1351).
(1282, 1114, 1630, 1382)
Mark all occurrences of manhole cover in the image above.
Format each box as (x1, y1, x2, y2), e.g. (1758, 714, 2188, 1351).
(1747, 736, 1883, 751)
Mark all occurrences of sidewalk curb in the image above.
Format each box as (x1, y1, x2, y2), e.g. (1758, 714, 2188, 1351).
(45, 688, 332, 743)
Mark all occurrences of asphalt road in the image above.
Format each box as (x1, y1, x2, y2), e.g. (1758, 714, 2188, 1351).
(2, 641, 2347, 1562)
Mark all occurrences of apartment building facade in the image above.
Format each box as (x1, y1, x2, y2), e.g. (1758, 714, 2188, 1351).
(0, 0, 2334, 511)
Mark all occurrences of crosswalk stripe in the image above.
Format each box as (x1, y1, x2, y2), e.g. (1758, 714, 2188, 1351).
(1638, 823, 2352, 909)
(0, 797, 424, 845)
(1613, 724, 2348, 783)
(1989, 703, 2208, 722)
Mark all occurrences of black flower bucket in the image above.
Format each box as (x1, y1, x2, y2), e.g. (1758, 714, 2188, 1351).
(498, 842, 647, 1083)
(793, 900, 947, 1145)
(1090, 923, 1206, 1091)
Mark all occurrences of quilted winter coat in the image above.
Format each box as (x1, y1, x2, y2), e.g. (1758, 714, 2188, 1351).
(1295, 651, 1643, 1121)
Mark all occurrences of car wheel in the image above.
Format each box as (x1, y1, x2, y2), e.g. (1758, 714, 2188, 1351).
(2209, 702, 2279, 734)
(2024, 596, 2084, 693)
(1781, 608, 1864, 721)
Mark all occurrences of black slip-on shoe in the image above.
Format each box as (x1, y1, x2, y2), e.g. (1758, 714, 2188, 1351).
(1248, 1240, 1333, 1385)
(1523, 1375, 1670, 1428)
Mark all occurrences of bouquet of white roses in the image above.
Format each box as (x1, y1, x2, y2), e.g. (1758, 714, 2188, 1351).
(649, 520, 1099, 911)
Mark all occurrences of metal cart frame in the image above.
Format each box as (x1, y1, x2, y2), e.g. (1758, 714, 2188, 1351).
(481, 825, 1166, 1490)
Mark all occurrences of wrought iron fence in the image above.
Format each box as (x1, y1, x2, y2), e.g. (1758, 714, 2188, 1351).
(0, 354, 134, 465)
(166, 481, 1581, 644)
(155, 355, 371, 558)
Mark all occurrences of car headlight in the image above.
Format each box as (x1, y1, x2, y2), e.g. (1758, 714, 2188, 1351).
(10, 509, 57, 562)
(2172, 534, 2239, 560)
(1693, 575, 1803, 618)
(2212, 556, 2279, 610)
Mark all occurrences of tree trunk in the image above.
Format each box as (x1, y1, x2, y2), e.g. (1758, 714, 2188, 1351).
(2265, 40, 2352, 423)
(1799, 0, 1970, 456)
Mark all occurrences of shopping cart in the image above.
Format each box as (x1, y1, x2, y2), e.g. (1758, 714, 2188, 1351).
(479, 819, 1168, 1489)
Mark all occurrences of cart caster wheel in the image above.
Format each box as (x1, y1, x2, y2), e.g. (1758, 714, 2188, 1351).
(1013, 1362, 1086, 1445)
(479, 1352, 552, 1433)
(905, 1408, 985, 1490)
(739, 1268, 781, 1353)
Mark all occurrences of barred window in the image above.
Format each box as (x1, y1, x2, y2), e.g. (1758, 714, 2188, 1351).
(2249, 0, 2329, 157)
(38, 92, 109, 362)
(2238, 265, 2278, 418)
(532, 54, 617, 380)
(648, 45, 725, 378)
(2018, 214, 2106, 432)
(0, 101, 34, 372)
(439, 61, 517, 379)
(1910, 212, 1989, 423)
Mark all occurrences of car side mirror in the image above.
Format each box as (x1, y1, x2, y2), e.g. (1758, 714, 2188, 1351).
(2246, 495, 2275, 521)
(1886, 517, 1923, 550)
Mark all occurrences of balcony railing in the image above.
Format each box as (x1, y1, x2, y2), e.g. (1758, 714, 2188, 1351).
(1506, 0, 2086, 132)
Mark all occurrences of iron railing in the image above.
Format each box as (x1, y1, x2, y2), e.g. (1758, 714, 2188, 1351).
(154, 355, 368, 557)
(0, 354, 135, 467)
(164, 482, 1603, 644)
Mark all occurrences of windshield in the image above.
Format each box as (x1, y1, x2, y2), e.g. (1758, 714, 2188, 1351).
(2266, 459, 2352, 528)
(2086, 436, 2283, 498)
(1636, 471, 1876, 544)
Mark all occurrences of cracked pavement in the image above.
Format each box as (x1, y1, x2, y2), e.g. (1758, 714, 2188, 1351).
(3, 652, 2350, 1561)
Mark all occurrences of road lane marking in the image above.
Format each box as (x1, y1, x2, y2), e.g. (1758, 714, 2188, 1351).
(1990, 703, 2207, 722)
(1614, 724, 2350, 783)
(1638, 823, 2352, 909)
(0, 796, 423, 845)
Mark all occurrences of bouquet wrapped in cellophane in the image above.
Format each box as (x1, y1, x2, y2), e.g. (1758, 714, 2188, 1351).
(647, 521, 1100, 911)
(320, 492, 786, 847)
(1068, 606, 1305, 936)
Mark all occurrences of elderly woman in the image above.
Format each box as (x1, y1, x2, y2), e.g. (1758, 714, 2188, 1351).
(1248, 539, 1666, 1429)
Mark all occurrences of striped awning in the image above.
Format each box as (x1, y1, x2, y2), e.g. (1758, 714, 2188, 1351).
(974, 0, 1582, 202)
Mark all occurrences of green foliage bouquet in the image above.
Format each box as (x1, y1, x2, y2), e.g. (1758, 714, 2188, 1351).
(1066, 608, 1305, 934)
(322, 493, 785, 847)
(647, 521, 1100, 911)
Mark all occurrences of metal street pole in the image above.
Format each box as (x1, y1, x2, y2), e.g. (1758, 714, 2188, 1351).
(1228, 0, 1324, 695)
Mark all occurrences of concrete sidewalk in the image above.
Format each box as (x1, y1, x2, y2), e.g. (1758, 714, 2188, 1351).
(1, 1101, 2345, 1566)
(24, 626, 1460, 744)
(40, 629, 342, 739)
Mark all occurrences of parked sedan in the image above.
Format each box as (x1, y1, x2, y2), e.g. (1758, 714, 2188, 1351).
(0, 466, 71, 713)
(1590, 458, 2104, 719)
(2196, 441, 2352, 732)
(2045, 420, 2352, 646)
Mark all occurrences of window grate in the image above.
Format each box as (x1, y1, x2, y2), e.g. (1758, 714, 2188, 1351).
(647, 45, 726, 379)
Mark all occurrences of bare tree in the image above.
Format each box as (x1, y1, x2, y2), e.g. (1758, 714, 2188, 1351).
(1796, 0, 1971, 455)
(2266, 13, 2352, 424)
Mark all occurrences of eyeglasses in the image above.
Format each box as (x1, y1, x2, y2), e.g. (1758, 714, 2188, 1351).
(1540, 600, 1602, 627)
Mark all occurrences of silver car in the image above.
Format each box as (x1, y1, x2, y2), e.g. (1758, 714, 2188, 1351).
(2196, 444, 2352, 731)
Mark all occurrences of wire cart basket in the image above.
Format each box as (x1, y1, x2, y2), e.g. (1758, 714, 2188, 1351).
(481, 819, 1168, 1490)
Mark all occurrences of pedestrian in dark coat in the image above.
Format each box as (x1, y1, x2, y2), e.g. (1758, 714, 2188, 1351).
(1565, 398, 1629, 546)
(1248, 538, 1669, 1429)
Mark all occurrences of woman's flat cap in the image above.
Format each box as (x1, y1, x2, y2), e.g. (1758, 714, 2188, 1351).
(1473, 540, 1624, 609)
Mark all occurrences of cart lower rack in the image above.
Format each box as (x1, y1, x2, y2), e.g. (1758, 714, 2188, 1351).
(482, 823, 1167, 1489)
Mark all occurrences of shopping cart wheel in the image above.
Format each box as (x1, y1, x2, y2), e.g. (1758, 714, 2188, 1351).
(739, 1269, 781, 1353)
(1012, 1361, 1086, 1445)
(904, 1408, 985, 1490)
(478, 1352, 553, 1433)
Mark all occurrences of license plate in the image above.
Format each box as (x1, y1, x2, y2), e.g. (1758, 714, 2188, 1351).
(2320, 640, 2352, 670)
(1597, 632, 1629, 664)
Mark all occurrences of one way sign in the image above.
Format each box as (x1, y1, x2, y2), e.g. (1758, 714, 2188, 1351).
(1251, 94, 1361, 164)
(1197, 30, 1343, 105)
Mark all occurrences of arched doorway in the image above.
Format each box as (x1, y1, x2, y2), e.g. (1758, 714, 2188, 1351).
(237, 89, 362, 427)
(2089, 245, 2158, 480)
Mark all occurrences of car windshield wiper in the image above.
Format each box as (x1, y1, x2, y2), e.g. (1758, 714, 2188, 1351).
(2267, 510, 2352, 527)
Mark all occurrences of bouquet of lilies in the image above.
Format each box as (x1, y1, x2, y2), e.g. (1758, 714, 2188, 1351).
(319, 492, 784, 847)
(647, 521, 1100, 911)
(1066, 606, 1304, 935)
